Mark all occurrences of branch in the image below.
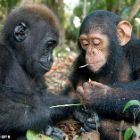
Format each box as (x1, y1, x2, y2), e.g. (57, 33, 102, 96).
(82, 0, 87, 20)
(127, 0, 140, 22)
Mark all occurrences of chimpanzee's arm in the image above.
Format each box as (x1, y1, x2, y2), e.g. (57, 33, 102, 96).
(77, 82, 140, 122)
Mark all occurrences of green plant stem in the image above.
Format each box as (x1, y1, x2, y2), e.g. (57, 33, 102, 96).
(133, 111, 136, 126)
(135, 106, 140, 118)
(50, 103, 83, 108)
(95, 114, 98, 132)
(133, 106, 140, 126)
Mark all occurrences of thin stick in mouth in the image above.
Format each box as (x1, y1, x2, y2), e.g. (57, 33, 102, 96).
(79, 64, 88, 68)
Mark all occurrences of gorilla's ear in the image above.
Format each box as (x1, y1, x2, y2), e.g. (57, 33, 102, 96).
(14, 22, 28, 42)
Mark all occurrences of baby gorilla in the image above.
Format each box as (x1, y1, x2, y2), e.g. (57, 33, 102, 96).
(0, 3, 99, 140)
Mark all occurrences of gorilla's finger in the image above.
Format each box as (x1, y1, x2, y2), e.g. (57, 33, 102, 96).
(80, 127, 86, 132)
(53, 128, 63, 134)
(52, 133, 63, 140)
(52, 128, 63, 140)
(45, 125, 53, 136)
(85, 122, 96, 129)
(87, 118, 96, 123)
(87, 116, 99, 123)
(81, 105, 91, 114)
(83, 123, 94, 132)
(51, 136, 62, 140)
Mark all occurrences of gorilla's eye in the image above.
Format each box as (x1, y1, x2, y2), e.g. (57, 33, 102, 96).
(46, 41, 56, 48)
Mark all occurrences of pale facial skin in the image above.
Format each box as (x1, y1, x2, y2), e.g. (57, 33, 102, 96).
(79, 32, 109, 72)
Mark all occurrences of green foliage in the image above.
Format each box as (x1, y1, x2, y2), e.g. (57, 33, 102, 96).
(0, 0, 19, 17)
(124, 128, 133, 140)
(54, 48, 70, 57)
(123, 100, 140, 113)
(132, 126, 140, 139)
(123, 100, 140, 140)
(124, 127, 140, 140)
(65, 0, 140, 42)
(26, 130, 54, 140)
(76, 138, 82, 140)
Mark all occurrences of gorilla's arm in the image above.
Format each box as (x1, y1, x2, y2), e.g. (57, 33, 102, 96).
(0, 87, 75, 132)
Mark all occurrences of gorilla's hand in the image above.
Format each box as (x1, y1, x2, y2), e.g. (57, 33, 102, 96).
(73, 106, 100, 132)
(81, 112, 100, 132)
(45, 126, 63, 140)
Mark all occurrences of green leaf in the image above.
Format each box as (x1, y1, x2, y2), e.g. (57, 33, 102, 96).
(123, 100, 140, 112)
(124, 128, 133, 140)
(77, 138, 82, 140)
(26, 130, 54, 140)
(132, 126, 140, 138)
(89, 78, 91, 82)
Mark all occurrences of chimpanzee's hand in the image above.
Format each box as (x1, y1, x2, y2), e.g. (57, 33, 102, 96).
(76, 81, 111, 105)
(73, 106, 100, 132)
(45, 126, 63, 140)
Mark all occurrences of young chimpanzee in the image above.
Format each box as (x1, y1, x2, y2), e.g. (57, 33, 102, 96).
(0, 4, 96, 140)
(63, 10, 140, 139)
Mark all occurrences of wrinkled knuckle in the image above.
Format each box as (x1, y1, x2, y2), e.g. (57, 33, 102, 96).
(83, 82, 89, 87)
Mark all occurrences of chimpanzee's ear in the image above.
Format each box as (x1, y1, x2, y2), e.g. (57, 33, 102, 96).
(14, 22, 28, 42)
(117, 21, 132, 46)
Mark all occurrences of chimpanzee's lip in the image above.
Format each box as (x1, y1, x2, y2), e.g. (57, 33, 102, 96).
(88, 62, 101, 66)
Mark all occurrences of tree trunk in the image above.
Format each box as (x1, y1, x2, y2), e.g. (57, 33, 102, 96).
(114, 0, 121, 16)
(82, 0, 87, 20)
(58, 0, 65, 46)
(127, 0, 140, 22)
(40, 0, 65, 46)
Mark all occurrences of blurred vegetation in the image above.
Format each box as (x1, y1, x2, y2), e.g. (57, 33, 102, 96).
(0, 0, 140, 52)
